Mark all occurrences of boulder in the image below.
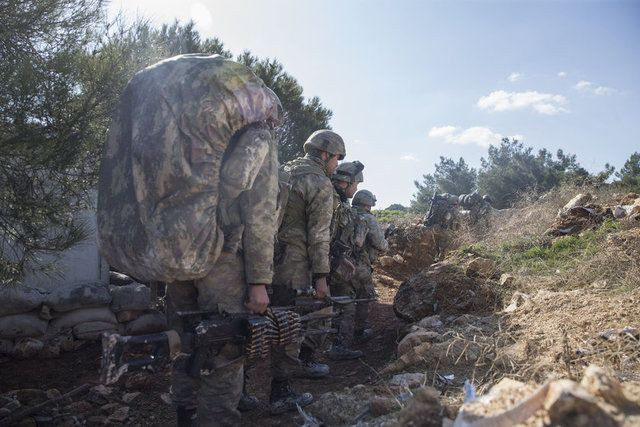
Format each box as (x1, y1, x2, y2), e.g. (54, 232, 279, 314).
(465, 257, 496, 278)
(0, 339, 13, 355)
(49, 307, 117, 332)
(417, 315, 444, 330)
(0, 286, 47, 317)
(124, 311, 167, 335)
(562, 193, 592, 212)
(11, 338, 44, 359)
(0, 313, 48, 338)
(394, 262, 500, 322)
(73, 321, 118, 341)
(110, 283, 150, 312)
(45, 282, 111, 312)
(389, 372, 427, 389)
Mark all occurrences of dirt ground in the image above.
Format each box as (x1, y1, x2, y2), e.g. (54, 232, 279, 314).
(0, 284, 405, 426)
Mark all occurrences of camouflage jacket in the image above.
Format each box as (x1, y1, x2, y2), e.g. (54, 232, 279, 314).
(354, 206, 389, 267)
(217, 123, 279, 284)
(274, 155, 334, 284)
(330, 190, 367, 264)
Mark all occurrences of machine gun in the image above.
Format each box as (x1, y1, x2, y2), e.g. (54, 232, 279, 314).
(100, 288, 372, 385)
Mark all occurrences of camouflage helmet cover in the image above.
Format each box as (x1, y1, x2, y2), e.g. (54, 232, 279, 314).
(353, 189, 376, 207)
(303, 129, 346, 160)
(332, 160, 364, 184)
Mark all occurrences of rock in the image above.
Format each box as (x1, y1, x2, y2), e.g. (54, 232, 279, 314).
(110, 283, 150, 312)
(499, 273, 515, 287)
(39, 340, 61, 359)
(122, 392, 141, 404)
(392, 254, 405, 264)
(110, 271, 133, 286)
(109, 406, 130, 422)
(73, 321, 118, 341)
(562, 193, 593, 212)
(45, 389, 62, 400)
(395, 386, 442, 426)
(11, 389, 47, 406)
(160, 393, 172, 406)
(397, 329, 439, 357)
(417, 315, 443, 330)
(45, 282, 111, 313)
(124, 311, 167, 335)
(544, 380, 616, 426)
(369, 396, 400, 417)
(465, 257, 496, 278)
(0, 339, 13, 354)
(0, 396, 20, 410)
(0, 286, 46, 317)
(0, 313, 48, 339)
(620, 193, 639, 205)
(58, 334, 83, 353)
(116, 310, 143, 323)
(125, 372, 153, 390)
(66, 400, 93, 413)
(87, 416, 108, 424)
(394, 262, 500, 322)
(308, 385, 377, 425)
(580, 365, 633, 408)
(100, 402, 121, 415)
(50, 307, 117, 332)
(379, 256, 395, 268)
(389, 372, 427, 389)
(11, 338, 44, 359)
(376, 274, 398, 287)
(92, 385, 113, 397)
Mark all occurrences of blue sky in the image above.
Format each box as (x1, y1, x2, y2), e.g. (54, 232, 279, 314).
(108, 0, 640, 208)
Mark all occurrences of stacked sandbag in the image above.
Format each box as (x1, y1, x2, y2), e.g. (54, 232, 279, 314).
(110, 282, 167, 336)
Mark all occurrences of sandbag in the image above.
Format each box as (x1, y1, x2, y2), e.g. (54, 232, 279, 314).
(49, 307, 117, 332)
(110, 283, 150, 312)
(97, 54, 281, 282)
(124, 311, 168, 335)
(0, 286, 46, 317)
(0, 313, 48, 339)
(73, 321, 118, 341)
(45, 282, 112, 313)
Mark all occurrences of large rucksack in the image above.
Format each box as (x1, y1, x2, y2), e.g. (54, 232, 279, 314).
(97, 54, 281, 282)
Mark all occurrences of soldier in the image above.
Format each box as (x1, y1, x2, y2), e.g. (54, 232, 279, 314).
(98, 54, 282, 426)
(270, 129, 346, 413)
(351, 190, 389, 342)
(326, 161, 367, 360)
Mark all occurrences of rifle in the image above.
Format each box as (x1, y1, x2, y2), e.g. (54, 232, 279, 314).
(100, 288, 372, 385)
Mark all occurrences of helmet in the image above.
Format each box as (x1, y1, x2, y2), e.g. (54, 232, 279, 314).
(332, 160, 364, 184)
(353, 189, 377, 207)
(303, 130, 346, 160)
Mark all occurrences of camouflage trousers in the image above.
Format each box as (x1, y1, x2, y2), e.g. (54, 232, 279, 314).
(331, 263, 376, 343)
(165, 252, 247, 426)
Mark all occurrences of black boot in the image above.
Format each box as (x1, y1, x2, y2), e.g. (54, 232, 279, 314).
(269, 379, 313, 415)
(176, 406, 197, 427)
(295, 345, 329, 378)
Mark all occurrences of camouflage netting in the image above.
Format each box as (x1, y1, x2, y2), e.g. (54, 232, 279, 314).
(97, 54, 281, 282)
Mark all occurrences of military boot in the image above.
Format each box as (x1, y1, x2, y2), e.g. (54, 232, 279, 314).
(176, 406, 197, 427)
(296, 346, 329, 378)
(269, 379, 313, 415)
(354, 328, 374, 344)
(326, 340, 363, 360)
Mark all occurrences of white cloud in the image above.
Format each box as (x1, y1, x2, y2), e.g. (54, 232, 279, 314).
(477, 90, 569, 115)
(428, 126, 522, 148)
(400, 154, 419, 161)
(574, 80, 616, 96)
(558, 71, 567, 78)
(508, 72, 524, 82)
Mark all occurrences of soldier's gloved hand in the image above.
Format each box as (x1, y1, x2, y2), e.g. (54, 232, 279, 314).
(245, 284, 270, 314)
(314, 277, 329, 299)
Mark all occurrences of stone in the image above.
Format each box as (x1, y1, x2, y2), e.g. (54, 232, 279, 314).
(0, 339, 13, 355)
(73, 321, 118, 341)
(500, 274, 515, 287)
(108, 406, 130, 422)
(124, 372, 153, 390)
(389, 373, 427, 389)
(66, 400, 93, 413)
(562, 193, 592, 212)
(160, 393, 172, 406)
(12, 389, 47, 406)
(122, 392, 140, 404)
(50, 307, 117, 332)
(45, 282, 111, 313)
(91, 385, 113, 397)
(369, 396, 400, 417)
(116, 310, 143, 323)
(395, 387, 442, 426)
(465, 257, 496, 278)
(0, 286, 46, 317)
(394, 262, 500, 322)
(11, 338, 44, 359)
(378, 256, 395, 268)
(87, 415, 108, 424)
(580, 365, 632, 408)
(307, 385, 378, 425)
(100, 402, 121, 414)
(110, 283, 150, 313)
(417, 315, 443, 330)
(45, 389, 62, 400)
(392, 254, 405, 264)
(124, 311, 167, 335)
(397, 329, 439, 357)
(0, 313, 48, 339)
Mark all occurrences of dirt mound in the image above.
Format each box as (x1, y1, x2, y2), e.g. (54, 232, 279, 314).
(393, 260, 502, 322)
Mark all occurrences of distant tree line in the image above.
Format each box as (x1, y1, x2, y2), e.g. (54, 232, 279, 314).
(1, 0, 332, 284)
(411, 138, 639, 212)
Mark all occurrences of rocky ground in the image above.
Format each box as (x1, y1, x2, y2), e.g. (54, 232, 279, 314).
(1, 186, 639, 426)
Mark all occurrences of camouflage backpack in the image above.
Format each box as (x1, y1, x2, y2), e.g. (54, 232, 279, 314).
(97, 54, 281, 282)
